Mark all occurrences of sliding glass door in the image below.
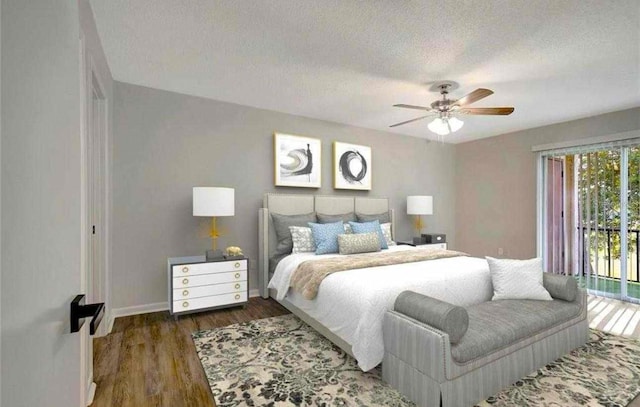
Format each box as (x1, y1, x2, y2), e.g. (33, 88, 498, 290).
(626, 146, 640, 301)
(539, 139, 640, 303)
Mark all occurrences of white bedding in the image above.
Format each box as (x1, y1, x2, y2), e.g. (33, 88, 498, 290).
(268, 245, 493, 371)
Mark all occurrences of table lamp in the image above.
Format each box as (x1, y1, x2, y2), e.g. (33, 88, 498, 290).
(193, 187, 235, 260)
(407, 195, 433, 244)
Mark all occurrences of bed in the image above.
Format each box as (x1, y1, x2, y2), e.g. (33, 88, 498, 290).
(258, 193, 492, 371)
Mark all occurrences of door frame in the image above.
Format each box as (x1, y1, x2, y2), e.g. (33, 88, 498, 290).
(79, 33, 111, 406)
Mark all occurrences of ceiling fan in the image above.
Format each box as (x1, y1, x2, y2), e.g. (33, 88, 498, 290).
(390, 83, 514, 136)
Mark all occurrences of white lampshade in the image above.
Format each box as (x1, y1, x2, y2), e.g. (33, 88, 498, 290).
(407, 195, 433, 215)
(193, 187, 235, 217)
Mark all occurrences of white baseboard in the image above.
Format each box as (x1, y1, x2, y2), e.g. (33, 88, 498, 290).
(106, 312, 115, 335)
(86, 381, 96, 406)
(111, 301, 169, 320)
(108, 291, 262, 326)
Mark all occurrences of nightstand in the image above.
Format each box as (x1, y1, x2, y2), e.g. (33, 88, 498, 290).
(168, 255, 248, 317)
(397, 241, 448, 250)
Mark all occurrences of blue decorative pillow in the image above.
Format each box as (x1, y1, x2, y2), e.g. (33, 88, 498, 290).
(308, 221, 345, 255)
(349, 220, 389, 249)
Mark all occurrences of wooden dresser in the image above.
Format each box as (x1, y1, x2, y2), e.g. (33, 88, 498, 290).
(168, 255, 248, 317)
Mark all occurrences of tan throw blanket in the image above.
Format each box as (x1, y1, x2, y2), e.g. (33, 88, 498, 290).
(290, 249, 468, 300)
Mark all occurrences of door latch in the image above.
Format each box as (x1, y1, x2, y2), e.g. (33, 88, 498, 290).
(70, 294, 105, 335)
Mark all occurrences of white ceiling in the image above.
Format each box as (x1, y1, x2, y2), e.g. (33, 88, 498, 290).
(90, 0, 640, 143)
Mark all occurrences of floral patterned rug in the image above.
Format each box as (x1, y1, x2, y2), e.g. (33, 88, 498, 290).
(192, 314, 640, 407)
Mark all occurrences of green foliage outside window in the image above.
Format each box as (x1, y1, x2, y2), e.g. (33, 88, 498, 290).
(577, 147, 640, 260)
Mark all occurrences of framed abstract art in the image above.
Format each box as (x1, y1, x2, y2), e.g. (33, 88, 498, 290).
(274, 133, 321, 188)
(333, 141, 372, 190)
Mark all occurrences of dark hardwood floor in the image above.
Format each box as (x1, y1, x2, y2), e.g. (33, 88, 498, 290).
(92, 297, 290, 407)
(93, 296, 640, 407)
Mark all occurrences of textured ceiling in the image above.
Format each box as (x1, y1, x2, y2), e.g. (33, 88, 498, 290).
(90, 0, 640, 143)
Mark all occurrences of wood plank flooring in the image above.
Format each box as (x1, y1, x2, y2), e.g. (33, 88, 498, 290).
(92, 297, 289, 407)
(587, 295, 640, 336)
(93, 296, 640, 407)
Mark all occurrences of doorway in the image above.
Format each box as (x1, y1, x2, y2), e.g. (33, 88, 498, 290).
(81, 45, 110, 405)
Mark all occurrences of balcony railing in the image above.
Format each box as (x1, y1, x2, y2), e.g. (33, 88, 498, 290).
(578, 226, 640, 283)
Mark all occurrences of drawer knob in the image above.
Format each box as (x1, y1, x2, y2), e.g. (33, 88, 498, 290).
(182, 266, 189, 273)
(182, 290, 189, 296)
(234, 273, 240, 279)
(234, 283, 241, 289)
(182, 278, 189, 285)
(235, 294, 240, 300)
(234, 262, 241, 268)
(182, 301, 189, 308)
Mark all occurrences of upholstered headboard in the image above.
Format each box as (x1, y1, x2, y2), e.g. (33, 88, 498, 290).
(257, 193, 395, 298)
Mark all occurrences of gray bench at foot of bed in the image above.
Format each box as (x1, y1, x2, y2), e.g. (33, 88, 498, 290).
(382, 274, 589, 407)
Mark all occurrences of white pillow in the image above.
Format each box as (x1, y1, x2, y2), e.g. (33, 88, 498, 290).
(486, 257, 552, 301)
(289, 226, 316, 253)
(380, 223, 396, 246)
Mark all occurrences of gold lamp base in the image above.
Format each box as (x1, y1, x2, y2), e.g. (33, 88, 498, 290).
(413, 215, 425, 236)
(412, 215, 427, 244)
(207, 217, 224, 260)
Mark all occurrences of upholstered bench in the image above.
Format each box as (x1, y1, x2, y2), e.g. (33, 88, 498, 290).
(382, 273, 589, 407)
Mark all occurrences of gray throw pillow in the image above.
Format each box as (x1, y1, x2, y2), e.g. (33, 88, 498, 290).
(543, 273, 578, 302)
(317, 212, 357, 224)
(271, 212, 317, 257)
(338, 232, 381, 255)
(356, 212, 391, 224)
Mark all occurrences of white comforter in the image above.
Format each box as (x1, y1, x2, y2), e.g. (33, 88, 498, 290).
(268, 245, 492, 371)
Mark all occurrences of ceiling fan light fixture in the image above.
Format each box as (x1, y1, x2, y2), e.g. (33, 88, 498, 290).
(390, 84, 513, 132)
(448, 116, 464, 132)
(428, 117, 450, 136)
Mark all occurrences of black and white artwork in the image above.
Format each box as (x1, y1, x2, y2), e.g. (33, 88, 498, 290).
(333, 142, 372, 190)
(274, 133, 321, 188)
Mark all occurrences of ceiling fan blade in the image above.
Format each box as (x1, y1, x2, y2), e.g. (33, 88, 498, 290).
(393, 104, 432, 111)
(389, 114, 433, 128)
(458, 107, 514, 115)
(452, 88, 494, 107)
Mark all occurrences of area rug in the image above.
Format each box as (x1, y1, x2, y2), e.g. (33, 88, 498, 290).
(192, 314, 640, 407)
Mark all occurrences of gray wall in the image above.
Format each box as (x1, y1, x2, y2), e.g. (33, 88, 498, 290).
(1, 1, 83, 406)
(113, 82, 456, 309)
(455, 107, 640, 259)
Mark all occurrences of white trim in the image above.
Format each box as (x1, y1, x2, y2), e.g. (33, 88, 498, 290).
(109, 290, 261, 322)
(620, 147, 629, 299)
(106, 311, 115, 335)
(79, 32, 89, 407)
(86, 54, 111, 338)
(536, 152, 544, 258)
(532, 130, 640, 152)
(111, 302, 169, 319)
(86, 382, 96, 406)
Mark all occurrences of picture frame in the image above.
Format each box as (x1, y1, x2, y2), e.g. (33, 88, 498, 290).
(333, 141, 372, 190)
(274, 133, 322, 188)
